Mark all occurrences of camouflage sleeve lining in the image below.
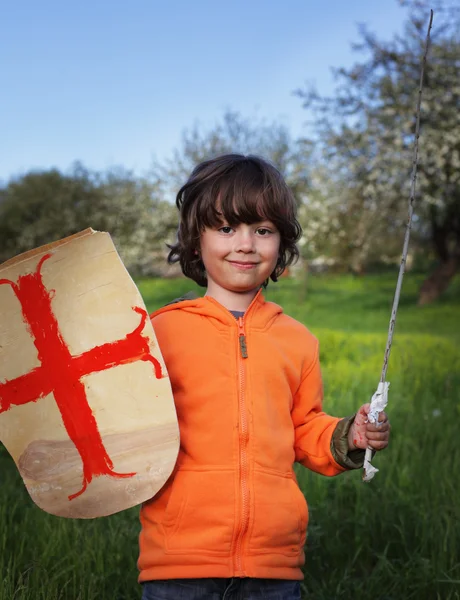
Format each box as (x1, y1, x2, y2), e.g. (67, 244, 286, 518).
(331, 414, 368, 470)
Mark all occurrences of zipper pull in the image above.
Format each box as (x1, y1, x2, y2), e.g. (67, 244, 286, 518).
(238, 317, 248, 358)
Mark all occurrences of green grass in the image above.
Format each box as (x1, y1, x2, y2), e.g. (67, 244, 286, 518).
(137, 271, 460, 342)
(1, 272, 459, 599)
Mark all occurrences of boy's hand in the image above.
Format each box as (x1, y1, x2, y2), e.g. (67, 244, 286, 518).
(348, 403, 390, 451)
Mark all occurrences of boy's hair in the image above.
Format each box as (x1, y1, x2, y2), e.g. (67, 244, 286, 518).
(168, 153, 302, 287)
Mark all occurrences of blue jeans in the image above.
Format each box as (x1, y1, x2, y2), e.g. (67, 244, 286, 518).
(141, 577, 301, 599)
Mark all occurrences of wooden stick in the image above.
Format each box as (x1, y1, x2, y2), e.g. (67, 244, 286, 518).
(363, 9, 434, 479)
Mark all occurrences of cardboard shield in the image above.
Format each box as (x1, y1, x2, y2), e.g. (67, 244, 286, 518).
(0, 229, 179, 518)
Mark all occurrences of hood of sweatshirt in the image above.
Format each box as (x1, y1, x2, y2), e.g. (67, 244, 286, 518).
(150, 288, 284, 332)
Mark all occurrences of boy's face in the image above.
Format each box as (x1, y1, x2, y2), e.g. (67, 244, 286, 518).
(199, 220, 280, 310)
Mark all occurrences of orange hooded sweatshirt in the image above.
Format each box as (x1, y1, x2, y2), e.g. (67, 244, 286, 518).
(138, 290, 355, 582)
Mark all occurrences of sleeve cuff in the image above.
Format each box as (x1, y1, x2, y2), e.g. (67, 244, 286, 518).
(330, 414, 366, 470)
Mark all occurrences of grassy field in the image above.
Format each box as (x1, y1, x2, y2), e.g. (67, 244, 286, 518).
(1, 272, 459, 599)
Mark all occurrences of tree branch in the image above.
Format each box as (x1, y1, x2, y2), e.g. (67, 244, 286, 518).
(363, 9, 434, 481)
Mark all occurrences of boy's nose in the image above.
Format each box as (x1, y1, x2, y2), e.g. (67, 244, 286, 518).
(235, 231, 256, 252)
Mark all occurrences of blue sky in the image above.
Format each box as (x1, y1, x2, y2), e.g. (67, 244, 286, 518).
(1, 1, 409, 182)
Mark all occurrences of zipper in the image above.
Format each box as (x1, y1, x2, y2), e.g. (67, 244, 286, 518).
(238, 316, 248, 358)
(203, 292, 262, 575)
(235, 316, 249, 575)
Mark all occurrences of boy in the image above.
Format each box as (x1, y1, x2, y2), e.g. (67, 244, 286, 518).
(138, 154, 390, 600)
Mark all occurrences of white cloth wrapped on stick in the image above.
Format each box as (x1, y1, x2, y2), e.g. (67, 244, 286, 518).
(362, 381, 390, 482)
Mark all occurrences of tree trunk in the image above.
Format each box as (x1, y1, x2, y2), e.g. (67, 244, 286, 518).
(418, 258, 458, 305)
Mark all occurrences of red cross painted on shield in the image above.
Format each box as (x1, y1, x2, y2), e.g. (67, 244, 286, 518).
(0, 252, 164, 501)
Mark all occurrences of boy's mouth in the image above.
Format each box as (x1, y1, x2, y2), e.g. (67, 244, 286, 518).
(228, 260, 259, 270)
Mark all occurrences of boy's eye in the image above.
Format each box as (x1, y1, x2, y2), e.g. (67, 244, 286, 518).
(256, 227, 272, 236)
(218, 226, 233, 234)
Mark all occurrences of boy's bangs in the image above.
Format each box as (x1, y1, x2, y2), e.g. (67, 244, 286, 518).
(199, 170, 279, 229)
